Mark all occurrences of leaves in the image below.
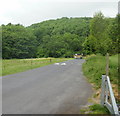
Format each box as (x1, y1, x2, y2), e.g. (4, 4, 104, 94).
(2, 13, 118, 59)
(83, 12, 117, 55)
(2, 24, 37, 59)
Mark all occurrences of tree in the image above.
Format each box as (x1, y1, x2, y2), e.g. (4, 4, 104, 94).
(2, 24, 37, 59)
(107, 14, 120, 54)
(83, 12, 113, 55)
(2, 15, 117, 59)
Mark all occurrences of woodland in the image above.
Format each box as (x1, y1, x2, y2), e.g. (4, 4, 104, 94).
(2, 12, 119, 59)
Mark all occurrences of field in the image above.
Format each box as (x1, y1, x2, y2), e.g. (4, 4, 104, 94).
(1, 58, 73, 76)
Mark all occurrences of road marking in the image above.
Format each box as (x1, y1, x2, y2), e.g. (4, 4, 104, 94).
(61, 63, 66, 66)
(54, 63, 60, 65)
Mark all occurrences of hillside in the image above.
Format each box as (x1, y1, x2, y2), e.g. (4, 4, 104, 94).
(2, 17, 92, 59)
(28, 17, 92, 58)
(2, 12, 119, 59)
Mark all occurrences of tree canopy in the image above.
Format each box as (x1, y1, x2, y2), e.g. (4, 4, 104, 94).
(83, 12, 119, 55)
(2, 24, 37, 59)
(2, 13, 119, 59)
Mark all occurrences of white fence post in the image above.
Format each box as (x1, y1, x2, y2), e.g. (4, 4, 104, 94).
(101, 75, 106, 106)
(106, 76, 119, 115)
(101, 75, 120, 116)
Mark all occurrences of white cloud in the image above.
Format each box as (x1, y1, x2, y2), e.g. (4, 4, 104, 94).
(0, 0, 118, 26)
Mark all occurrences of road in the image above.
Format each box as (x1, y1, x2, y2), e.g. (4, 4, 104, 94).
(2, 59, 93, 114)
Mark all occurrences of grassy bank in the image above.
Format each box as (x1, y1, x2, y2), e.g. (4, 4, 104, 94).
(82, 54, 118, 89)
(2, 58, 73, 76)
(82, 54, 118, 114)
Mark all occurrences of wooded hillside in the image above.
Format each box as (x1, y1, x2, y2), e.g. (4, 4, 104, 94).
(2, 12, 119, 59)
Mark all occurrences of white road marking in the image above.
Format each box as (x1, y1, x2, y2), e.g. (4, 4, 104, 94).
(54, 63, 60, 65)
(61, 63, 66, 66)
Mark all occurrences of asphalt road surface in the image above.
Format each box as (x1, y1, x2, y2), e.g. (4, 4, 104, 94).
(2, 59, 93, 114)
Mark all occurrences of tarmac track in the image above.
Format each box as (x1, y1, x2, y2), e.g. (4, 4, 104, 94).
(2, 59, 93, 114)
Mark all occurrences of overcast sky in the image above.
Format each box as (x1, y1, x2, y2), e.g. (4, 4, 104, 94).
(0, 0, 119, 26)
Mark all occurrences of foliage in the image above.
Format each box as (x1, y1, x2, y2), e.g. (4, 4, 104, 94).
(28, 17, 91, 58)
(107, 14, 120, 54)
(83, 12, 118, 55)
(2, 18, 92, 59)
(2, 12, 119, 59)
(37, 33, 84, 58)
(2, 23, 37, 59)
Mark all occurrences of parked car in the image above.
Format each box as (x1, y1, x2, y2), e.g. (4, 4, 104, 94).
(74, 54, 82, 59)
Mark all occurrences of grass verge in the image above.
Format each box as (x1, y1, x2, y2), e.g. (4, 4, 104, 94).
(80, 104, 110, 114)
(82, 54, 118, 89)
(2, 58, 73, 76)
(82, 54, 119, 114)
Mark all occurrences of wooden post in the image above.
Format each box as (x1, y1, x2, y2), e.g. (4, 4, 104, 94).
(31, 60, 32, 69)
(3, 64, 5, 70)
(106, 53, 109, 77)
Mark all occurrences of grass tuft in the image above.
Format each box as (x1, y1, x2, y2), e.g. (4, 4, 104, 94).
(80, 104, 110, 114)
(89, 104, 110, 114)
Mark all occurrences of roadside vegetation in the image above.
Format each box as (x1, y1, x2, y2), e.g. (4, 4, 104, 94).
(82, 54, 119, 114)
(2, 58, 73, 76)
(80, 11, 119, 114)
(80, 104, 110, 114)
(83, 54, 118, 88)
(0, 59, 1, 76)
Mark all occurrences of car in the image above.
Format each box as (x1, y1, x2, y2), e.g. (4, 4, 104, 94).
(74, 54, 82, 59)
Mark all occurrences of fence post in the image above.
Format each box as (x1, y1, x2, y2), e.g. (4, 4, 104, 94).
(101, 75, 106, 106)
(106, 76, 120, 115)
(106, 53, 109, 77)
(31, 60, 32, 69)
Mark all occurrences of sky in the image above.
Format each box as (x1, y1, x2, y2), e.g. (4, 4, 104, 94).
(0, 0, 119, 26)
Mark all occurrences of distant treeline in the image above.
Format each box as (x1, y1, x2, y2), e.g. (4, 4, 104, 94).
(2, 12, 119, 59)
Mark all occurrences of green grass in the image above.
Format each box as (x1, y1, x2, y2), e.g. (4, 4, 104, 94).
(89, 104, 110, 114)
(0, 59, 1, 76)
(82, 54, 118, 89)
(109, 54, 119, 84)
(82, 54, 118, 114)
(2, 58, 73, 76)
(80, 104, 110, 114)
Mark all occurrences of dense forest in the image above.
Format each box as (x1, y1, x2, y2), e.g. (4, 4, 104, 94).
(1, 12, 119, 59)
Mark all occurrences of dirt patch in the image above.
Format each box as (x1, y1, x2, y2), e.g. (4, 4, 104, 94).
(112, 84, 120, 102)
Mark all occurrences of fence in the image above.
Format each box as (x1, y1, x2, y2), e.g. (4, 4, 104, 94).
(101, 75, 120, 116)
